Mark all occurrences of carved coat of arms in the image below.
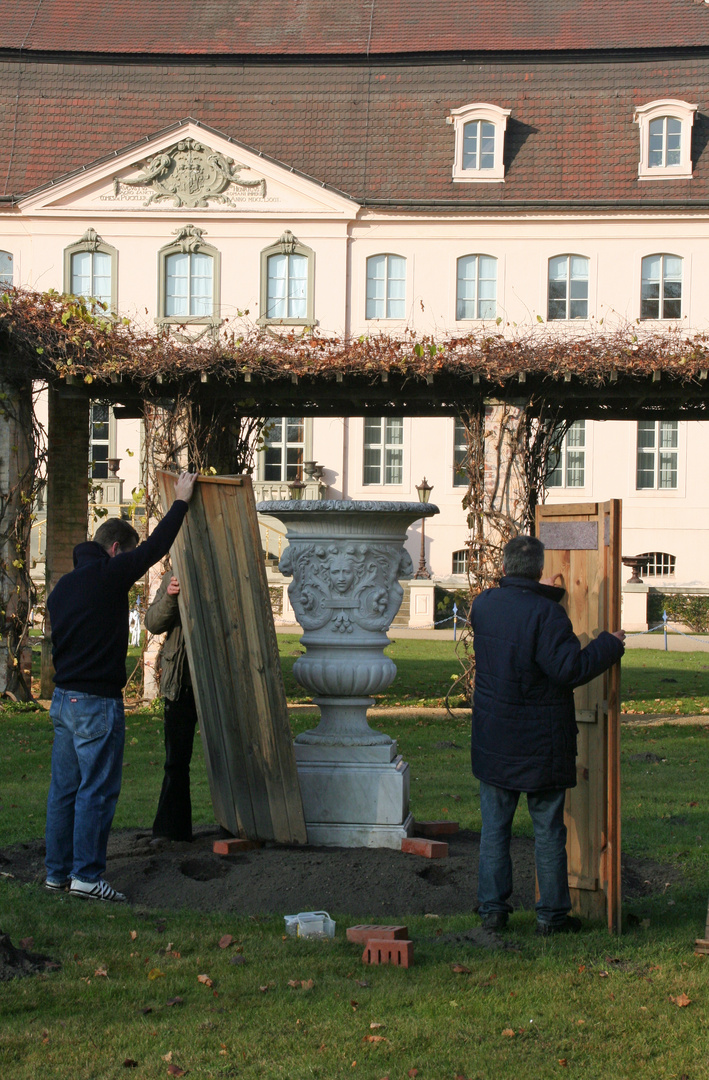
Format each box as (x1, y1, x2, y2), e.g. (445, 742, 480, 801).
(114, 138, 266, 207)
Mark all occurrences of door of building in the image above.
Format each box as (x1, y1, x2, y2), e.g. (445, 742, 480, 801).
(535, 500, 622, 933)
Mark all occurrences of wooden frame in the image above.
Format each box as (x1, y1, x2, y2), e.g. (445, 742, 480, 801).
(157, 471, 307, 844)
(536, 499, 622, 933)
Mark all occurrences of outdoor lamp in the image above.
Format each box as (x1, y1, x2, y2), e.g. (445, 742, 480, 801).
(287, 478, 307, 501)
(414, 477, 433, 578)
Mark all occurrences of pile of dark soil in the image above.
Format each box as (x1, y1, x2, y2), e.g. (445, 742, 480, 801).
(1, 826, 682, 919)
(0, 931, 60, 982)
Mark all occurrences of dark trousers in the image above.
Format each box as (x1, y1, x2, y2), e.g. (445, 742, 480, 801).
(152, 687, 198, 842)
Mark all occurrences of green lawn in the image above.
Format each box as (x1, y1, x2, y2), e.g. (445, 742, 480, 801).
(1, 702, 707, 1080)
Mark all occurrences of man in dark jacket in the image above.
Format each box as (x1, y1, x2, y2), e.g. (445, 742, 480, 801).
(471, 534, 625, 935)
(44, 472, 197, 902)
(145, 565, 197, 844)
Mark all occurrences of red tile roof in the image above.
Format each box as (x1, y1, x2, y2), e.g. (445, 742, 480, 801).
(2, 56, 709, 203)
(2, 0, 709, 55)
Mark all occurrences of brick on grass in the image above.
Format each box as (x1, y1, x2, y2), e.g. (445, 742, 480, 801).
(413, 820, 460, 837)
(346, 924, 409, 944)
(362, 939, 414, 967)
(212, 838, 261, 855)
(401, 837, 448, 859)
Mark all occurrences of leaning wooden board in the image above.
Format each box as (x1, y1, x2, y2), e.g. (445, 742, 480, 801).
(157, 471, 307, 844)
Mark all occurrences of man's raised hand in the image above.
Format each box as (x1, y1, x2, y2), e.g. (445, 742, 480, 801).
(174, 472, 198, 504)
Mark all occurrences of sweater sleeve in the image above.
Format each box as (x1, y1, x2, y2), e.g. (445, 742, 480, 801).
(107, 501, 188, 590)
(534, 604, 624, 688)
(144, 570, 181, 635)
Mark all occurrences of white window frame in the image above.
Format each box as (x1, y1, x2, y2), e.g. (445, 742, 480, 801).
(449, 103, 511, 183)
(365, 254, 407, 321)
(260, 417, 308, 482)
(637, 552, 676, 578)
(640, 254, 683, 321)
(64, 229, 118, 312)
(547, 255, 590, 321)
(451, 549, 469, 575)
(89, 402, 115, 480)
(456, 255, 497, 320)
(157, 225, 220, 328)
(453, 419, 468, 487)
(636, 421, 679, 490)
(0, 250, 14, 287)
(258, 231, 315, 327)
(634, 99, 697, 181)
(546, 421, 587, 489)
(363, 417, 404, 486)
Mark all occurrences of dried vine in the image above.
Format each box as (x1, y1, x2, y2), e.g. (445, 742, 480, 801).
(0, 375, 47, 699)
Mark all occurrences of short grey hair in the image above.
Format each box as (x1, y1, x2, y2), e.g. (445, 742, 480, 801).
(502, 535, 545, 580)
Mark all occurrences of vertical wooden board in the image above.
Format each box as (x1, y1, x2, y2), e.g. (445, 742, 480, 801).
(536, 500, 622, 931)
(157, 471, 306, 844)
(603, 499, 623, 933)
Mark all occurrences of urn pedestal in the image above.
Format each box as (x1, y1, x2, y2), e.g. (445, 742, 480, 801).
(256, 499, 439, 848)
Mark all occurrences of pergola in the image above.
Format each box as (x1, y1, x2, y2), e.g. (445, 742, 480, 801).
(3, 287, 709, 701)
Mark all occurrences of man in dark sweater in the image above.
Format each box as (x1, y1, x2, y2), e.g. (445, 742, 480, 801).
(44, 472, 197, 902)
(471, 535, 625, 935)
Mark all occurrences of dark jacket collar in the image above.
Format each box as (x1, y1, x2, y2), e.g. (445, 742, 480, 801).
(72, 540, 109, 568)
(499, 575, 565, 603)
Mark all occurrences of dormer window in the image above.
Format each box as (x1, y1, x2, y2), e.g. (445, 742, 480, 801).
(450, 103, 510, 183)
(634, 100, 697, 180)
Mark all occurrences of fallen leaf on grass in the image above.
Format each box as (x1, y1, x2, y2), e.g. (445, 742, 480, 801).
(370, 1023, 385, 1029)
(122, 1059, 138, 1068)
(139, 1007, 152, 1015)
(259, 983, 274, 993)
(94, 967, 108, 978)
(19, 937, 34, 949)
(598, 971, 610, 978)
(287, 978, 314, 990)
(166, 1067, 186, 1078)
(451, 963, 471, 974)
(162, 1052, 173, 1063)
(558, 1059, 568, 1067)
(408, 1070, 419, 1078)
(670, 993, 691, 1007)
(166, 997, 183, 1007)
(229, 955, 246, 965)
(197, 974, 213, 987)
(218, 934, 233, 949)
(148, 969, 165, 980)
(502, 1028, 516, 1037)
(130, 930, 138, 941)
(363, 1035, 389, 1043)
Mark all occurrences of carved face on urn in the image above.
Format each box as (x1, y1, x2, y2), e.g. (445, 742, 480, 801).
(328, 550, 357, 594)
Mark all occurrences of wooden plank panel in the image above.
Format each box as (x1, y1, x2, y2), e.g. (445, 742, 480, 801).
(157, 471, 307, 844)
(536, 499, 622, 930)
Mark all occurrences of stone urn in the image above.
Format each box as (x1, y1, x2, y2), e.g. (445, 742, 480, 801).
(256, 499, 439, 848)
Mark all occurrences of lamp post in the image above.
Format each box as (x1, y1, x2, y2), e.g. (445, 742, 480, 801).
(287, 477, 307, 500)
(414, 477, 433, 579)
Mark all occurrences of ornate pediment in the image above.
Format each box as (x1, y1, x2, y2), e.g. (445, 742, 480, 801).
(112, 138, 267, 208)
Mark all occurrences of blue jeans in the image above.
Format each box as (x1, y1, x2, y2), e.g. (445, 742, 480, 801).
(478, 780, 571, 925)
(45, 689, 125, 884)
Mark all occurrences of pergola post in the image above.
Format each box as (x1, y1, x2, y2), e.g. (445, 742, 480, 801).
(0, 370, 34, 698)
(40, 389, 90, 698)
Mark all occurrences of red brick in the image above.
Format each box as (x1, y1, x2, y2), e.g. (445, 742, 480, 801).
(362, 939, 414, 967)
(401, 837, 448, 859)
(346, 924, 408, 944)
(212, 838, 261, 855)
(414, 820, 460, 837)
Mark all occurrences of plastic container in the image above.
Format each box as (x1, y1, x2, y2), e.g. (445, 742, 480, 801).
(284, 911, 336, 939)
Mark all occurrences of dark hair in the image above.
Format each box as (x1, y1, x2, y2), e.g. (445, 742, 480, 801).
(94, 517, 140, 554)
(502, 535, 545, 580)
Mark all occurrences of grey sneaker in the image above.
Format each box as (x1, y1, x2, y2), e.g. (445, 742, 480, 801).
(69, 878, 127, 903)
(45, 878, 71, 893)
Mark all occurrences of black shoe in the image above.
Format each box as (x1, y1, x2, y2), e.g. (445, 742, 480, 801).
(535, 916, 582, 937)
(481, 912, 509, 931)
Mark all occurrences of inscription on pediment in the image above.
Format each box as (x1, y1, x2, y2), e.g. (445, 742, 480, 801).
(104, 138, 269, 208)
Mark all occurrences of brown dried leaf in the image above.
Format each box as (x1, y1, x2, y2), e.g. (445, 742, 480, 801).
(301, 978, 314, 990)
(501, 1028, 516, 1037)
(408, 1071, 419, 1078)
(218, 934, 233, 949)
(259, 983, 274, 993)
(197, 974, 213, 987)
(363, 1034, 388, 1043)
(130, 930, 138, 941)
(287, 980, 300, 989)
(123, 1060, 139, 1069)
(370, 1022, 385, 1029)
(162, 1052, 173, 1063)
(94, 967, 108, 977)
(559, 1059, 569, 1067)
(451, 963, 471, 974)
(670, 993, 692, 1007)
(166, 1067, 186, 1078)
(148, 968, 165, 980)
(166, 997, 183, 1007)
